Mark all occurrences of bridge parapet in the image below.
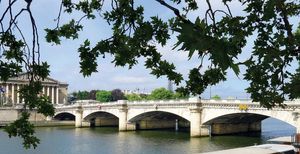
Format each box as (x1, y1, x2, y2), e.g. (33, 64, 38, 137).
(56, 98, 201, 109)
(54, 99, 300, 113)
(128, 99, 189, 104)
(126, 99, 200, 109)
(201, 99, 300, 111)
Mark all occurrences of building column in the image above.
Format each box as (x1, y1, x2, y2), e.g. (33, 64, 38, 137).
(51, 86, 54, 104)
(21, 84, 24, 104)
(11, 84, 14, 104)
(17, 85, 20, 104)
(190, 107, 209, 137)
(47, 86, 50, 97)
(42, 86, 45, 95)
(5, 84, 9, 98)
(56, 87, 59, 104)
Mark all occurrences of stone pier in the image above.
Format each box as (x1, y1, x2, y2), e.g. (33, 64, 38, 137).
(189, 107, 210, 137)
(75, 108, 83, 128)
(118, 100, 136, 131)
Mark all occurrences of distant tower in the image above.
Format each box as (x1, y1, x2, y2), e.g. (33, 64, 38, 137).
(168, 80, 173, 92)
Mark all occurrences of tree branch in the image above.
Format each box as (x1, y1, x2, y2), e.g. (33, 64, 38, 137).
(154, 0, 191, 24)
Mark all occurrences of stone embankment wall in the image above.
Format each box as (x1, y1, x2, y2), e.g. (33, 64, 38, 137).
(0, 108, 75, 127)
(0, 109, 47, 122)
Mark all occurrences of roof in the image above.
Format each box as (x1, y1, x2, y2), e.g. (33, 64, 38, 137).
(1, 73, 68, 86)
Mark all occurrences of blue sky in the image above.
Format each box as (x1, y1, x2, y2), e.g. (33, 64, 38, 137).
(1, 1, 299, 99)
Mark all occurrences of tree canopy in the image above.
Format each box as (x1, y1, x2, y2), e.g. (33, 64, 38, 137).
(125, 93, 143, 101)
(96, 90, 112, 102)
(0, 0, 300, 149)
(73, 91, 89, 100)
(88, 90, 98, 100)
(124, 87, 187, 101)
(148, 87, 174, 100)
(211, 95, 221, 100)
(111, 89, 125, 101)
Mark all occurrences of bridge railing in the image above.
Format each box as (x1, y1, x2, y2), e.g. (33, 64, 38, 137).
(201, 99, 300, 110)
(71, 99, 192, 104)
(55, 98, 300, 110)
(127, 99, 191, 104)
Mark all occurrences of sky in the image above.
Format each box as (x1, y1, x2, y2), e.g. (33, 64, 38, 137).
(1, 0, 299, 99)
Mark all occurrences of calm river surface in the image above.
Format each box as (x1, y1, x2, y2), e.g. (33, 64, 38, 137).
(0, 118, 296, 154)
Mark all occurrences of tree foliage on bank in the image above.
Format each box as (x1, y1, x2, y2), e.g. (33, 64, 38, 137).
(72, 91, 89, 100)
(1, 0, 300, 149)
(211, 95, 221, 100)
(88, 90, 98, 100)
(111, 89, 125, 101)
(125, 87, 188, 101)
(72, 89, 125, 102)
(96, 90, 112, 102)
(125, 93, 143, 101)
(147, 88, 174, 100)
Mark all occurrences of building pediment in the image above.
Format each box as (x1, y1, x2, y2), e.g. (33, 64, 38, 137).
(7, 73, 64, 85)
(41, 77, 60, 84)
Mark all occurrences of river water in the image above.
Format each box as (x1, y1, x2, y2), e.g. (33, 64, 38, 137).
(0, 118, 295, 154)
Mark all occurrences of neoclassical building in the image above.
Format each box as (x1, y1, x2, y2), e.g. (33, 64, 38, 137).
(0, 73, 68, 105)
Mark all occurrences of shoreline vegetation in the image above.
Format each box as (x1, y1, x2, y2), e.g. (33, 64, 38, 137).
(71, 88, 189, 103)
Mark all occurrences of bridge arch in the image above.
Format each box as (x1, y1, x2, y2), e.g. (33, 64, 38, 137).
(129, 110, 190, 122)
(128, 110, 190, 130)
(203, 113, 268, 125)
(128, 109, 191, 122)
(83, 111, 119, 127)
(53, 111, 76, 121)
(83, 111, 119, 120)
(83, 110, 119, 119)
(202, 110, 296, 127)
(201, 110, 297, 135)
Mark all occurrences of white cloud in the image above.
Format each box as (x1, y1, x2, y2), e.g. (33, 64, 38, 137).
(112, 76, 151, 84)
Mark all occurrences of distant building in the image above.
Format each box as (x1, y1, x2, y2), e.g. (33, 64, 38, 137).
(122, 89, 150, 95)
(0, 73, 68, 105)
(167, 80, 173, 92)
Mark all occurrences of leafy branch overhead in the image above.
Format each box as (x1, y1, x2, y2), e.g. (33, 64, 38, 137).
(46, 0, 300, 108)
(0, 0, 54, 148)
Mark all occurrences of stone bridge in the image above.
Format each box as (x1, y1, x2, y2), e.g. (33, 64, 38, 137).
(53, 98, 300, 137)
